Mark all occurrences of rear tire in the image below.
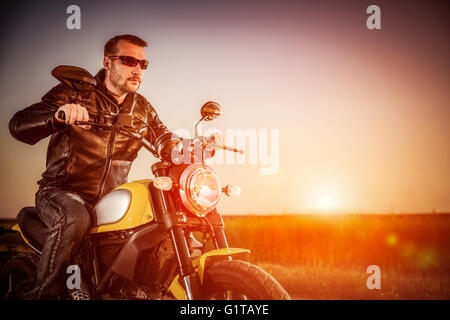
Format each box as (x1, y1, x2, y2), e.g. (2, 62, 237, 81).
(203, 260, 291, 300)
(0, 253, 39, 300)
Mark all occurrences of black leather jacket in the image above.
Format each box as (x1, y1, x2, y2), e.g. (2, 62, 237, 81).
(9, 68, 170, 205)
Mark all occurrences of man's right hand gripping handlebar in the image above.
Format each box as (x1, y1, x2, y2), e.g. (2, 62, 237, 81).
(55, 104, 91, 129)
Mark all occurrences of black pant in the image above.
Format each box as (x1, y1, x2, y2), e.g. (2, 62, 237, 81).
(29, 186, 92, 299)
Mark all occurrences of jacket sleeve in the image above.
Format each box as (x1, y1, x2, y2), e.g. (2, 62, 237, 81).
(144, 101, 171, 147)
(9, 83, 72, 145)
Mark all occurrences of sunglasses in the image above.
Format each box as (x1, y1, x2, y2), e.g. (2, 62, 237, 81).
(108, 56, 149, 70)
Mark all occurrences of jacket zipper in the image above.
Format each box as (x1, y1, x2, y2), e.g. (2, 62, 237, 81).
(97, 125, 116, 201)
(96, 89, 131, 201)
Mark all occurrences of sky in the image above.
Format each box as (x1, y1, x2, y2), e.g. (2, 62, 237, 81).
(0, 0, 449, 218)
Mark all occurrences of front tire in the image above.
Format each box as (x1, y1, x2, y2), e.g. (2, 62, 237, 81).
(203, 260, 291, 300)
(0, 253, 39, 300)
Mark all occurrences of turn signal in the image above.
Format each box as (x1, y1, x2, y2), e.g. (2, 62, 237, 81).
(223, 184, 241, 197)
(154, 177, 173, 191)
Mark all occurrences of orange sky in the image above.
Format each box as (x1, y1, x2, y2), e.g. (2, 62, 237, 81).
(0, 0, 448, 218)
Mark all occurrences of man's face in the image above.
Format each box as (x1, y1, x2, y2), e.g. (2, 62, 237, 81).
(104, 40, 147, 95)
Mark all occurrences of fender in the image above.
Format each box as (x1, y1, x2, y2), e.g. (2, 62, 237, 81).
(11, 224, 44, 254)
(11, 224, 29, 246)
(168, 248, 250, 300)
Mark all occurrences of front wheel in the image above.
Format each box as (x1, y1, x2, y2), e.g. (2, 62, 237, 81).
(202, 260, 291, 300)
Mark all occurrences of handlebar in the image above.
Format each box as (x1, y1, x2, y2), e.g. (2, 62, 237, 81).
(57, 110, 158, 157)
(56, 110, 244, 157)
(57, 110, 129, 129)
(201, 135, 244, 155)
(216, 144, 244, 155)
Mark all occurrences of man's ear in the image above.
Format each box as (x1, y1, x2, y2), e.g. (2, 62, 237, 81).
(103, 56, 110, 70)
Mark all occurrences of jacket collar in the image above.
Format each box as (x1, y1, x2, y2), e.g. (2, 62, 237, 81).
(94, 68, 135, 111)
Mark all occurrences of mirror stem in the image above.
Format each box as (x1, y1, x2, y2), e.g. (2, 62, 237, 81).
(194, 115, 206, 138)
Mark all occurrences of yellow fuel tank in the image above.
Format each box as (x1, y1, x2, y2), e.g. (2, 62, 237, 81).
(89, 180, 154, 234)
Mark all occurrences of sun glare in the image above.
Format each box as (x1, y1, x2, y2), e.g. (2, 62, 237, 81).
(314, 193, 340, 213)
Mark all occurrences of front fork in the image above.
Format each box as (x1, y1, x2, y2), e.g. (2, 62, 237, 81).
(168, 225, 202, 299)
(151, 163, 228, 300)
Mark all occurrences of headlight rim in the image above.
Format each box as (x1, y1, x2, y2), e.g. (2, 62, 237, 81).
(179, 163, 221, 217)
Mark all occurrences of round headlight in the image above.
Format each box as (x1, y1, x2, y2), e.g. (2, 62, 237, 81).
(179, 164, 221, 216)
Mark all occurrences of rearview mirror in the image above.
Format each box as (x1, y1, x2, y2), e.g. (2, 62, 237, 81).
(51, 65, 97, 91)
(200, 101, 222, 121)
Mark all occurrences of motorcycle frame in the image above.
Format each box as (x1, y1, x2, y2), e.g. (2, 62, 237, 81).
(78, 161, 229, 300)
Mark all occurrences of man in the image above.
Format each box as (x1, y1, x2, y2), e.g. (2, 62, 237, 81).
(9, 34, 171, 299)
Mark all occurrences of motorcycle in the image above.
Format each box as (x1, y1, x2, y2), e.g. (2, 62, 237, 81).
(0, 66, 291, 300)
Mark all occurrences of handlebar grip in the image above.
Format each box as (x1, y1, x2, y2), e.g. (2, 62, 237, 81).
(229, 146, 244, 154)
(221, 144, 244, 154)
(56, 110, 90, 126)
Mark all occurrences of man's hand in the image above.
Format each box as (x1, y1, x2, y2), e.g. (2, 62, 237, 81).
(55, 104, 90, 129)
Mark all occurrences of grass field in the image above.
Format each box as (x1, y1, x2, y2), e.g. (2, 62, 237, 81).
(222, 214, 450, 299)
(1, 213, 449, 299)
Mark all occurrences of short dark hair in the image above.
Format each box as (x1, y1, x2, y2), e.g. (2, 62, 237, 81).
(104, 34, 148, 56)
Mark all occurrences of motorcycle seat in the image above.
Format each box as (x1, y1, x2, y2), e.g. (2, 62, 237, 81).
(16, 207, 50, 253)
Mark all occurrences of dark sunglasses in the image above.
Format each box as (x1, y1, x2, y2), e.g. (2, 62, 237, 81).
(108, 56, 149, 70)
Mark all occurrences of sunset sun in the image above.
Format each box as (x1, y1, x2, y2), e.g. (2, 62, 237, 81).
(313, 193, 340, 213)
